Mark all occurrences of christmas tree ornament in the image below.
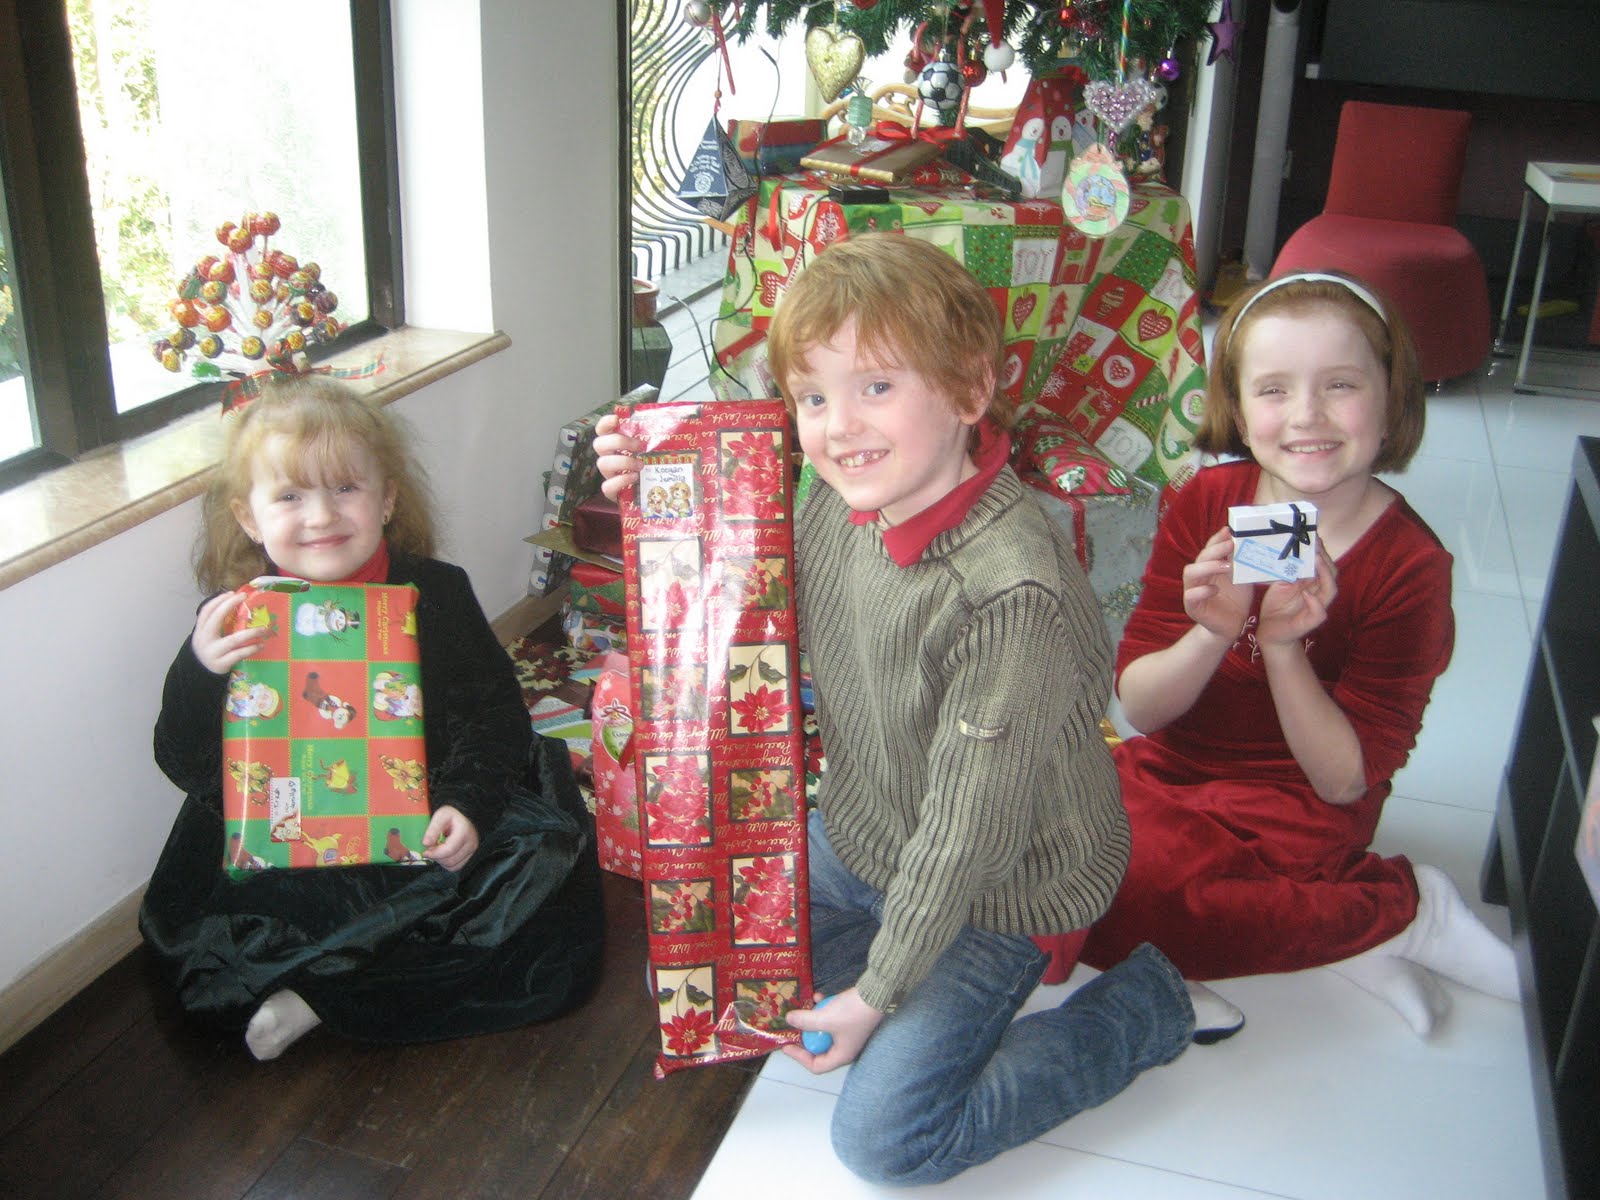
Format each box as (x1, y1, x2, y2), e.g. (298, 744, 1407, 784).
(979, 0, 1013, 70)
(675, 118, 757, 222)
(1062, 142, 1130, 238)
(718, 1, 1215, 87)
(1082, 76, 1157, 133)
(1156, 52, 1181, 82)
(845, 89, 874, 146)
(1208, 0, 1243, 64)
(917, 53, 966, 117)
(904, 17, 940, 81)
(805, 24, 867, 102)
(684, 0, 712, 27)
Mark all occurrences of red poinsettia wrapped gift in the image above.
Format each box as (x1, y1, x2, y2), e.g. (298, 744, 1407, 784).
(617, 399, 811, 1078)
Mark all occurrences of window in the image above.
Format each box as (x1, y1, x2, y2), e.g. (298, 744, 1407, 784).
(0, 0, 401, 489)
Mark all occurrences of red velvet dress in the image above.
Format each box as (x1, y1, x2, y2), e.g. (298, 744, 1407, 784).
(1080, 460, 1454, 979)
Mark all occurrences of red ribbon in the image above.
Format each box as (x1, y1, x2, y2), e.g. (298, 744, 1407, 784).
(220, 352, 389, 415)
(868, 119, 966, 146)
(711, 6, 735, 96)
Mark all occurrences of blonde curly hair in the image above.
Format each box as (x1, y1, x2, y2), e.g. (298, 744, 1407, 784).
(194, 375, 436, 593)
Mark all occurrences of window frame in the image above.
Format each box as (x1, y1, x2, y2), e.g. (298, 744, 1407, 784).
(0, 0, 403, 490)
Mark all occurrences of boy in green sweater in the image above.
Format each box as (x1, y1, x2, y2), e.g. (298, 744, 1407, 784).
(596, 233, 1238, 1185)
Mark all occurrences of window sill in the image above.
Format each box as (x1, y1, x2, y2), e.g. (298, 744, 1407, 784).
(0, 326, 510, 593)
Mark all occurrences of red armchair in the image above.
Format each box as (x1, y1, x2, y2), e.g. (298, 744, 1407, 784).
(1271, 101, 1491, 382)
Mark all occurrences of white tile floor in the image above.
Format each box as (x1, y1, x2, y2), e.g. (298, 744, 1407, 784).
(688, 347, 1600, 1199)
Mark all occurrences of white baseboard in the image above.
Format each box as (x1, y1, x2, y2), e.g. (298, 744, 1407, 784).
(0, 884, 145, 1056)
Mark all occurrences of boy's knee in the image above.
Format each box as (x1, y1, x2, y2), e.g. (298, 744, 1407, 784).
(830, 1109, 963, 1187)
(831, 1121, 918, 1186)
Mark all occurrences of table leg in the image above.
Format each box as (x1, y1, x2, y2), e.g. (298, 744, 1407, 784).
(1494, 189, 1534, 356)
(1514, 207, 1560, 393)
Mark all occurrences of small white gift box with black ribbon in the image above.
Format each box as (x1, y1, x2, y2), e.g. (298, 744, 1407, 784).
(1228, 501, 1318, 584)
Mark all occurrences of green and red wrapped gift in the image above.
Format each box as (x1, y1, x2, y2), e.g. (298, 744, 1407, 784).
(220, 578, 430, 878)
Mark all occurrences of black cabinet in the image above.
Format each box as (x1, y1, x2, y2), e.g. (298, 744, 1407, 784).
(1487, 436, 1600, 1198)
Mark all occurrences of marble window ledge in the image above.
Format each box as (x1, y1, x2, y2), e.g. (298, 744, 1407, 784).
(0, 327, 509, 593)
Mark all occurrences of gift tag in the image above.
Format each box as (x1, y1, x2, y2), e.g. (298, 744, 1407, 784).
(1062, 144, 1130, 239)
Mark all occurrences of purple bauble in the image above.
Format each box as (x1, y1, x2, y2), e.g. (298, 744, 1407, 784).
(1156, 57, 1181, 83)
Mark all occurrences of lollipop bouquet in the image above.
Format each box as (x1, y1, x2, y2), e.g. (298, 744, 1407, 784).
(151, 212, 344, 390)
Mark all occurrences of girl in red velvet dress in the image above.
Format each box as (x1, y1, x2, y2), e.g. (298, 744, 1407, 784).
(1078, 272, 1517, 1037)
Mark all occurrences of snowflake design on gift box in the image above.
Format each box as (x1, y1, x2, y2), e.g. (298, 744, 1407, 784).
(642, 753, 712, 846)
(730, 767, 797, 823)
(649, 879, 715, 935)
(719, 430, 787, 521)
(731, 853, 799, 946)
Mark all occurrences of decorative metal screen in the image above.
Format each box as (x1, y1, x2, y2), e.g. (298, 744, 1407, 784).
(629, 0, 729, 281)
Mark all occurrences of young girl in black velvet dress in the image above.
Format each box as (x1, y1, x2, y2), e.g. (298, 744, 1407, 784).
(140, 377, 604, 1060)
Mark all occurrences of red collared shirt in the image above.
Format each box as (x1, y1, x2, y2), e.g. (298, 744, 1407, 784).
(847, 419, 1012, 567)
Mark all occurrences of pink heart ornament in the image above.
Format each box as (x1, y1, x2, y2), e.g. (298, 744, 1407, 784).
(1082, 78, 1158, 134)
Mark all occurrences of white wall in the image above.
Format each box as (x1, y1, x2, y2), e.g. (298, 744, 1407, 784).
(0, 0, 619, 996)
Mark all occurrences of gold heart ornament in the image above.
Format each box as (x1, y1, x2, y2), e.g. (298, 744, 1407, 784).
(804, 26, 866, 103)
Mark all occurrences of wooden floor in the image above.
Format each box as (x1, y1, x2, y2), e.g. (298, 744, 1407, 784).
(0, 865, 757, 1200)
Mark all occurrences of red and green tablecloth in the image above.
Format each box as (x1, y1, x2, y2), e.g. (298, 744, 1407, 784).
(712, 174, 1207, 488)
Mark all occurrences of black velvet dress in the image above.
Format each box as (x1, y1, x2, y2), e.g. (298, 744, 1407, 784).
(139, 552, 605, 1043)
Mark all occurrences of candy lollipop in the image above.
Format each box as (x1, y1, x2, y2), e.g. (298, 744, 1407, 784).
(151, 211, 345, 382)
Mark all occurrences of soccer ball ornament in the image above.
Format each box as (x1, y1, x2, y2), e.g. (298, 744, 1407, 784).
(917, 57, 965, 115)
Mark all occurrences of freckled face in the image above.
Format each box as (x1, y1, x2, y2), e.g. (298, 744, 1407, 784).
(789, 318, 981, 526)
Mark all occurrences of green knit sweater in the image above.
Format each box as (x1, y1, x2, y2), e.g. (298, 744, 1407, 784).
(797, 466, 1129, 1013)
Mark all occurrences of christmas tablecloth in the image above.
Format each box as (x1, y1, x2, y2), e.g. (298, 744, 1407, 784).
(711, 174, 1206, 489)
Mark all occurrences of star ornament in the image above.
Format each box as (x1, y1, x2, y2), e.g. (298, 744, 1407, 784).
(1207, 0, 1243, 65)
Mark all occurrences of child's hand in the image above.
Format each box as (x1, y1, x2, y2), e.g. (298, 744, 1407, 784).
(1182, 527, 1253, 640)
(782, 987, 885, 1073)
(1257, 544, 1338, 647)
(191, 589, 270, 675)
(593, 412, 644, 502)
(422, 805, 479, 871)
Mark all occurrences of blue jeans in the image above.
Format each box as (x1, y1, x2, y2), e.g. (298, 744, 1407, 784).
(806, 810, 1194, 1187)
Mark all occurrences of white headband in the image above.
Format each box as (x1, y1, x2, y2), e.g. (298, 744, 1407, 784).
(1231, 272, 1387, 330)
